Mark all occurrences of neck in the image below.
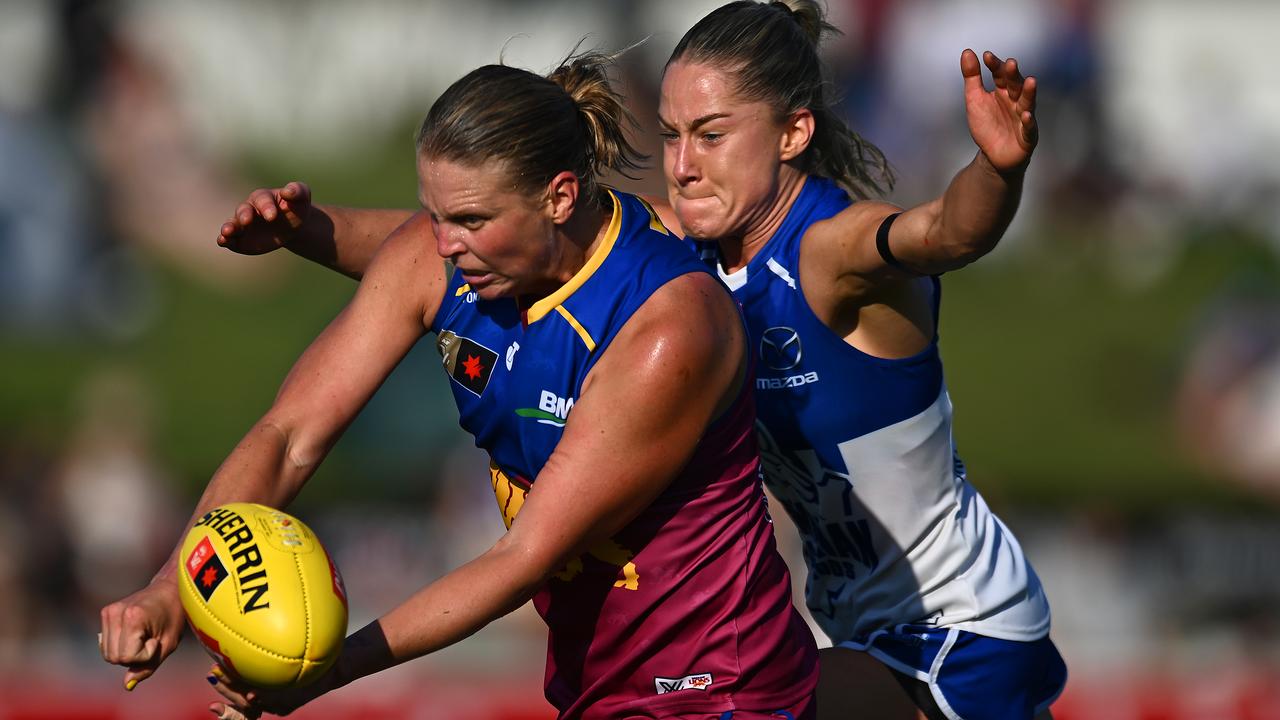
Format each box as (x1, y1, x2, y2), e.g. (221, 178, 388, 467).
(526, 194, 611, 300)
(717, 167, 808, 272)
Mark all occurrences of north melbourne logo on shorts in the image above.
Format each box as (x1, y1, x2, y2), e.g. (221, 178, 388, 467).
(654, 672, 713, 694)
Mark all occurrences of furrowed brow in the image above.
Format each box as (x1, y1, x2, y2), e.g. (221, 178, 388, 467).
(658, 112, 731, 133)
(689, 112, 730, 132)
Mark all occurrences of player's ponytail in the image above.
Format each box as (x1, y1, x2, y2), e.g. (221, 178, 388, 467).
(548, 50, 647, 203)
(416, 49, 645, 209)
(667, 0, 894, 200)
(773, 0, 828, 46)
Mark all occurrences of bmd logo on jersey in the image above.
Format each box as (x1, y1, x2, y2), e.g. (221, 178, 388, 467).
(760, 326, 803, 370)
(437, 330, 498, 396)
(515, 390, 575, 427)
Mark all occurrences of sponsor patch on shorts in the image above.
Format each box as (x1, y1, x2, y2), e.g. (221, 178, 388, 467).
(654, 672, 713, 694)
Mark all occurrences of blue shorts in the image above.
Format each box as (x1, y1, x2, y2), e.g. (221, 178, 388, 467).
(840, 625, 1067, 720)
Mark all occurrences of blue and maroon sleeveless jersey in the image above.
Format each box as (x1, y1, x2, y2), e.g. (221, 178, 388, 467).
(429, 190, 818, 718)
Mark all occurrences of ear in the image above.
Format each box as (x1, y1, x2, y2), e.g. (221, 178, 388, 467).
(779, 108, 815, 162)
(544, 171, 581, 225)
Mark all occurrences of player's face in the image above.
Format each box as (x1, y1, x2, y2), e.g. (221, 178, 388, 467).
(419, 155, 558, 300)
(659, 61, 791, 241)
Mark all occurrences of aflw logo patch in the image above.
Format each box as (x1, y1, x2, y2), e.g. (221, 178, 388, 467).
(437, 330, 498, 396)
(654, 672, 713, 694)
(186, 536, 228, 602)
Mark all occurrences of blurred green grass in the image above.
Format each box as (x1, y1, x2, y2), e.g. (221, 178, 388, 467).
(3, 127, 1277, 511)
(942, 231, 1279, 511)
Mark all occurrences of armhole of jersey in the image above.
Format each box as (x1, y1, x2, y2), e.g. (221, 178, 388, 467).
(429, 260, 461, 335)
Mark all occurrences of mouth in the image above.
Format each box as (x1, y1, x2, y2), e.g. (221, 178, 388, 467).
(675, 193, 720, 207)
(673, 195, 722, 225)
(458, 269, 495, 287)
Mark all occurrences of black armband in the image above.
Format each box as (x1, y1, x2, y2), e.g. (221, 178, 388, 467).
(875, 212, 912, 273)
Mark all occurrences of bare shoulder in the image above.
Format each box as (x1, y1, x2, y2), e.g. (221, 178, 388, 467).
(631, 271, 739, 347)
(799, 200, 905, 314)
(357, 211, 448, 328)
(801, 199, 902, 280)
(587, 271, 742, 399)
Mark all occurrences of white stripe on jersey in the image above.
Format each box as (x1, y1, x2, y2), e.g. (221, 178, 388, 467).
(772, 386, 1051, 643)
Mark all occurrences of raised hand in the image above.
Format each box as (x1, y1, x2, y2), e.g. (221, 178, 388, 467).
(217, 181, 314, 255)
(99, 580, 186, 691)
(961, 49, 1038, 173)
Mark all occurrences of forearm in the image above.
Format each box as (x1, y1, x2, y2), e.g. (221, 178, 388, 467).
(151, 420, 315, 587)
(337, 541, 547, 685)
(289, 205, 416, 281)
(926, 151, 1024, 267)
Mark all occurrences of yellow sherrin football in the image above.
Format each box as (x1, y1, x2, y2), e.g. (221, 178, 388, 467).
(178, 502, 348, 688)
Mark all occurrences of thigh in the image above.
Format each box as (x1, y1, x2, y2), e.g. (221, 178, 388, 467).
(816, 646, 924, 720)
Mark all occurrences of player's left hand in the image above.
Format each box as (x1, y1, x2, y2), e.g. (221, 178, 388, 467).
(961, 49, 1038, 173)
(217, 181, 313, 256)
(206, 663, 331, 719)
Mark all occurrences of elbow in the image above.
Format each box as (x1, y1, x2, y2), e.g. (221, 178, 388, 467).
(256, 416, 326, 478)
(924, 217, 1002, 272)
(488, 530, 572, 598)
(948, 236, 1000, 268)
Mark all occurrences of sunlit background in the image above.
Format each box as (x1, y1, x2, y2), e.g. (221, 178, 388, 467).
(2, 0, 1280, 718)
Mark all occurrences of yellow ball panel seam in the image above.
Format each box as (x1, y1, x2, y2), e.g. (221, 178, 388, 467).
(293, 551, 312, 685)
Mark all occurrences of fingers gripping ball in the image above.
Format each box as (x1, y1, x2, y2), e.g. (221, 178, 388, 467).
(179, 503, 348, 688)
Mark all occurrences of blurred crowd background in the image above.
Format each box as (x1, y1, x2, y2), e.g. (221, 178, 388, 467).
(2, 0, 1280, 718)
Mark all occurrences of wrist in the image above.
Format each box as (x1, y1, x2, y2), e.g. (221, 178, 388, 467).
(282, 204, 320, 250)
(332, 620, 394, 689)
(977, 148, 1030, 180)
(288, 205, 338, 262)
(150, 561, 182, 593)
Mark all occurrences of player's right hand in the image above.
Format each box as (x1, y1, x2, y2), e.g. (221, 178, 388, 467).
(99, 579, 186, 691)
(217, 181, 313, 255)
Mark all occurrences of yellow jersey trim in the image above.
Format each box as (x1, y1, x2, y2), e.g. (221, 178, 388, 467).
(636, 196, 672, 236)
(555, 306, 597, 352)
(525, 190, 622, 324)
(455, 283, 472, 297)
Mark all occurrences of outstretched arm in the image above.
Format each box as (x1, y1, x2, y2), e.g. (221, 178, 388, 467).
(217, 181, 419, 280)
(813, 49, 1037, 290)
(100, 214, 444, 693)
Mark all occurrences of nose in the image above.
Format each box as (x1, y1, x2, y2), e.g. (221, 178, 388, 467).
(668, 136, 699, 187)
(433, 220, 465, 261)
